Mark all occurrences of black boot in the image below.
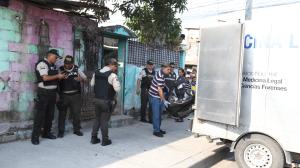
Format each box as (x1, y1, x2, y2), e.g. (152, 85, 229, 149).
(90, 136, 101, 144)
(153, 132, 164, 137)
(42, 133, 57, 139)
(74, 131, 83, 136)
(160, 130, 166, 134)
(57, 132, 64, 138)
(31, 137, 40, 145)
(101, 138, 112, 146)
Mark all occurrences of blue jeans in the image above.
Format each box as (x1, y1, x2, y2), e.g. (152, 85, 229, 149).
(149, 95, 164, 133)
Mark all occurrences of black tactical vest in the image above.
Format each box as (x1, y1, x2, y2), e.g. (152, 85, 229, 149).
(59, 65, 81, 93)
(165, 72, 177, 90)
(94, 70, 116, 100)
(141, 68, 155, 89)
(35, 59, 58, 86)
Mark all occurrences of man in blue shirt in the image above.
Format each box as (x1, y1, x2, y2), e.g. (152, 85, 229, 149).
(149, 63, 171, 137)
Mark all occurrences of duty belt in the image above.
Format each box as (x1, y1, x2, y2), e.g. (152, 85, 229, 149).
(37, 87, 57, 94)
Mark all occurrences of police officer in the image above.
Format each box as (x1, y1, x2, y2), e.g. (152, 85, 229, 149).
(136, 60, 155, 123)
(57, 55, 87, 138)
(165, 62, 177, 98)
(90, 58, 120, 146)
(32, 49, 65, 145)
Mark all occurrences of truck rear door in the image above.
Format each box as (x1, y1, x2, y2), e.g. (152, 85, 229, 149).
(195, 23, 244, 126)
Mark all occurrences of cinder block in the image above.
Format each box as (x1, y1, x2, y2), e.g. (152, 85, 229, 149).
(11, 62, 27, 71)
(8, 42, 23, 52)
(9, 71, 21, 82)
(0, 51, 20, 61)
(0, 30, 21, 42)
(21, 72, 36, 82)
(23, 23, 37, 35)
(23, 35, 38, 45)
(27, 44, 38, 54)
(0, 20, 20, 32)
(19, 82, 36, 91)
(9, 52, 20, 61)
(8, 81, 20, 91)
(17, 91, 34, 113)
(0, 61, 9, 72)
(0, 92, 11, 111)
(0, 6, 22, 20)
(0, 40, 8, 51)
(8, 43, 38, 54)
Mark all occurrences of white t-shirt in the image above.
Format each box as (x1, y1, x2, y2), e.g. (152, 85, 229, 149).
(90, 66, 120, 92)
(36, 59, 57, 89)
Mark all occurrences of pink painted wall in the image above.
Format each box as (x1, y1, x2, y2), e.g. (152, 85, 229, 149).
(9, 0, 73, 55)
(0, 0, 78, 121)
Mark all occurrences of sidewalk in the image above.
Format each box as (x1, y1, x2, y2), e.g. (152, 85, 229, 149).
(0, 118, 229, 168)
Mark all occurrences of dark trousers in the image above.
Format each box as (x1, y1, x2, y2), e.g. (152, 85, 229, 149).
(91, 99, 112, 139)
(57, 93, 81, 133)
(140, 88, 152, 121)
(32, 88, 56, 139)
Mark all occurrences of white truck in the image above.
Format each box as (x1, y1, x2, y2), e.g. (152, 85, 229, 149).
(192, 21, 300, 168)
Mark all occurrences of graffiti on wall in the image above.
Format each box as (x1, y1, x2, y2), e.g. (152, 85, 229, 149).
(37, 19, 50, 60)
(0, 0, 100, 123)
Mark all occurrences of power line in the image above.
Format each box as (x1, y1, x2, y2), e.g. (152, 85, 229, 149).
(189, 0, 237, 10)
(188, 0, 300, 11)
(198, 1, 300, 18)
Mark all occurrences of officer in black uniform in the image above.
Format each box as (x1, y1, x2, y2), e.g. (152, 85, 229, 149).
(90, 58, 120, 146)
(57, 55, 87, 138)
(165, 62, 177, 98)
(31, 49, 65, 145)
(136, 60, 155, 123)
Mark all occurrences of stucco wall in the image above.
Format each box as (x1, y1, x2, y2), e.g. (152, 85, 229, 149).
(0, 0, 98, 141)
(0, 0, 73, 122)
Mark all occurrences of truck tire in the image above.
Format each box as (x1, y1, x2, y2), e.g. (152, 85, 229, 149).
(235, 134, 284, 168)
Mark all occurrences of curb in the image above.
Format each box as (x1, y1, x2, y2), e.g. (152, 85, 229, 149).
(0, 115, 136, 144)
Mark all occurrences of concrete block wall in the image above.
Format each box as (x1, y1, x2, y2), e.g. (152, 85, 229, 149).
(0, 0, 83, 140)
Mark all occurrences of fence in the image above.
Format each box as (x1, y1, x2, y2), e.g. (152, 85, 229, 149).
(128, 40, 180, 67)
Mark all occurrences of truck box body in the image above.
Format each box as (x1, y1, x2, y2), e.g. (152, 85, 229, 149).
(192, 21, 300, 154)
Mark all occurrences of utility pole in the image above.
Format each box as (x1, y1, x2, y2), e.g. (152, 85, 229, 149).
(245, 0, 253, 20)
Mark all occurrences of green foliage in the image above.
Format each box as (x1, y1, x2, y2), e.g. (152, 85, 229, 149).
(78, 0, 187, 49)
(116, 0, 187, 49)
(79, 0, 113, 22)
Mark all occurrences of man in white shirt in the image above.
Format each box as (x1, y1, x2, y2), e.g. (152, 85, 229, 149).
(90, 58, 120, 146)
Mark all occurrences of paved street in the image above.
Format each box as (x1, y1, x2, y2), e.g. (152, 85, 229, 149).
(212, 153, 238, 168)
(0, 118, 235, 168)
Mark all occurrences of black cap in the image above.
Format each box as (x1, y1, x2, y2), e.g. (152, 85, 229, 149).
(147, 60, 154, 65)
(170, 62, 175, 68)
(47, 49, 61, 58)
(64, 55, 74, 64)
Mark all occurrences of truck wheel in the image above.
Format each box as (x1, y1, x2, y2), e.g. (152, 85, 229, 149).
(235, 134, 284, 168)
